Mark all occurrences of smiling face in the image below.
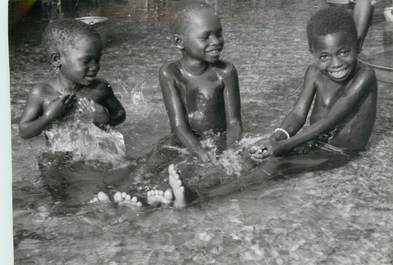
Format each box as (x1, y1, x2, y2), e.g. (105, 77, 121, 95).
(180, 9, 224, 63)
(311, 31, 358, 82)
(59, 34, 102, 86)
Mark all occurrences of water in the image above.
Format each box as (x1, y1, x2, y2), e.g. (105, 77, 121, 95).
(10, 0, 393, 264)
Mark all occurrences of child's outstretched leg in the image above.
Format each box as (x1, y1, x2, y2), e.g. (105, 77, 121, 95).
(147, 189, 173, 206)
(168, 164, 186, 208)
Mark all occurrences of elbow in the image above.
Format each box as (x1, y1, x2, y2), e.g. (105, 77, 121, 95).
(18, 124, 33, 139)
(118, 110, 126, 124)
(110, 110, 126, 126)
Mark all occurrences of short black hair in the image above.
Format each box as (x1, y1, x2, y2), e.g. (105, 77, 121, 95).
(42, 19, 101, 57)
(306, 7, 357, 49)
(170, 1, 216, 35)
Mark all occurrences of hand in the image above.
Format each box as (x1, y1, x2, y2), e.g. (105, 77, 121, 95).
(249, 140, 272, 163)
(44, 94, 76, 121)
(77, 97, 110, 125)
(197, 149, 215, 163)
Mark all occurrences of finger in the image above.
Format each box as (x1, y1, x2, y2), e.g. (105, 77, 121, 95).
(77, 103, 88, 112)
(79, 97, 88, 106)
(88, 100, 96, 112)
(78, 98, 89, 111)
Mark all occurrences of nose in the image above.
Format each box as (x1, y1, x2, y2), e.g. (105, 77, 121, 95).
(89, 60, 100, 72)
(330, 56, 343, 69)
(210, 35, 222, 46)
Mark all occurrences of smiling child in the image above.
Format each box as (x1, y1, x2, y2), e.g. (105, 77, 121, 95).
(268, 7, 377, 156)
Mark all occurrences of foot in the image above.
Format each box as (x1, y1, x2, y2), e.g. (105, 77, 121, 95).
(113, 191, 142, 207)
(147, 189, 172, 206)
(88, 191, 110, 204)
(168, 164, 186, 208)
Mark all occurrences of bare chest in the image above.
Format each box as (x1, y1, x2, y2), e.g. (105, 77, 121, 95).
(178, 71, 224, 109)
(315, 79, 346, 108)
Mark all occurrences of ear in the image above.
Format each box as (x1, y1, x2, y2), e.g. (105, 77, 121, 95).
(50, 52, 61, 68)
(173, 34, 184, 50)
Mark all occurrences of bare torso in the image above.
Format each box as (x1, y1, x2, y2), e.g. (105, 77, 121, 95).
(310, 63, 377, 150)
(169, 61, 229, 135)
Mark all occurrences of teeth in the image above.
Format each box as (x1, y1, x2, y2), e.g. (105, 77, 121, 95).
(206, 49, 220, 56)
(329, 69, 347, 79)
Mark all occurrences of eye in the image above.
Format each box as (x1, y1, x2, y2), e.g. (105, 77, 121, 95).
(80, 57, 90, 64)
(339, 49, 350, 56)
(319, 54, 330, 62)
(199, 33, 209, 40)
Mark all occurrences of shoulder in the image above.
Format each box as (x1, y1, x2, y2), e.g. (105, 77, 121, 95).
(348, 63, 377, 92)
(159, 61, 181, 79)
(305, 64, 320, 78)
(214, 60, 237, 75)
(91, 78, 114, 93)
(29, 82, 53, 98)
(355, 62, 376, 81)
(303, 64, 322, 86)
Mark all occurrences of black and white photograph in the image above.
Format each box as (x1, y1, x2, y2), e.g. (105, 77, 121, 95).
(8, 0, 393, 264)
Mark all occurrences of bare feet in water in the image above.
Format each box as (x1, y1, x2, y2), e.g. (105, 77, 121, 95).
(113, 191, 142, 207)
(168, 164, 186, 208)
(147, 189, 173, 206)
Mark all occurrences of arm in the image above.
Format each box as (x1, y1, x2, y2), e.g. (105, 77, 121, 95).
(274, 68, 376, 155)
(222, 63, 242, 147)
(159, 65, 210, 162)
(353, 0, 373, 51)
(19, 88, 47, 139)
(19, 86, 74, 139)
(99, 82, 126, 126)
(274, 65, 318, 140)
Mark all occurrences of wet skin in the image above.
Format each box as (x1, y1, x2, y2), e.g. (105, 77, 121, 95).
(159, 8, 242, 162)
(271, 31, 377, 155)
(19, 34, 125, 139)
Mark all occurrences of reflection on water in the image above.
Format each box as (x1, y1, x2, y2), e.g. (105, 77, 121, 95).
(10, 0, 393, 264)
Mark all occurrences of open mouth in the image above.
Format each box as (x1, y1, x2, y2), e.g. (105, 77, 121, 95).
(328, 67, 349, 80)
(84, 75, 97, 81)
(206, 48, 222, 57)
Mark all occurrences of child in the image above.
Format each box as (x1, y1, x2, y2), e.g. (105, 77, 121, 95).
(205, 6, 378, 202)
(159, 1, 242, 162)
(19, 19, 126, 139)
(127, 2, 242, 207)
(19, 19, 132, 207)
(267, 7, 377, 157)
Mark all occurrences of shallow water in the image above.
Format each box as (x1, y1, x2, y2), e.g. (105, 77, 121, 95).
(10, 0, 393, 264)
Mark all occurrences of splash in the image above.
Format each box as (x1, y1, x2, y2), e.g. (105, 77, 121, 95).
(199, 132, 270, 176)
(117, 82, 161, 121)
(45, 119, 127, 167)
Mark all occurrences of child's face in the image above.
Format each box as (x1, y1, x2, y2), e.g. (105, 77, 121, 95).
(181, 9, 224, 63)
(60, 34, 102, 86)
(311, 31, 358, 82)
